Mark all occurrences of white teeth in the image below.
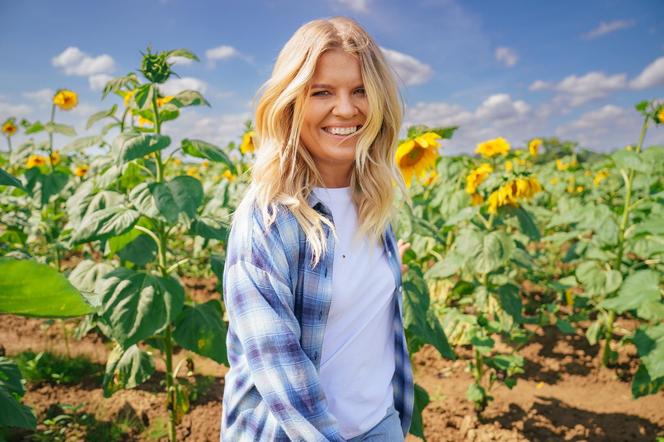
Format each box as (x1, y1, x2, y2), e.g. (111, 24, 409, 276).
(325, 126, 359, 135)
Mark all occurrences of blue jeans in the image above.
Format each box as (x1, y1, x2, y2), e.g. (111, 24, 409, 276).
(347, 405, 404, 441)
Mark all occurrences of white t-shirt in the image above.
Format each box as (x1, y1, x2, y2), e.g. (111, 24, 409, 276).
(313, 186, 396, 439)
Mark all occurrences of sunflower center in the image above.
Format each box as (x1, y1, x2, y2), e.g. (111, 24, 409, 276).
(400, 146, 425, 167)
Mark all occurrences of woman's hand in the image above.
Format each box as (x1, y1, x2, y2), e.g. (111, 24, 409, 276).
(397, 239, 410, 275)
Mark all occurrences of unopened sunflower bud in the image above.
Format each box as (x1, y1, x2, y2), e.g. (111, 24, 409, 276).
(140, 47, 173, 84)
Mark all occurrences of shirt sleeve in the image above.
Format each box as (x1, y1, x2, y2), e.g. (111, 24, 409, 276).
(224, 255, 346, 442)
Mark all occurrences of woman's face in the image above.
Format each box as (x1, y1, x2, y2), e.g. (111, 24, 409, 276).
(300, 49, 368, 188)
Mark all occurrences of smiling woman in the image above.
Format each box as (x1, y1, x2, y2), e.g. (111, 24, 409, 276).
(300, 49, 369, 188)
(220, 16, 413, 442)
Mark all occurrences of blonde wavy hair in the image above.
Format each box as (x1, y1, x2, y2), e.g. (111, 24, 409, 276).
(238, 16, 406, 267)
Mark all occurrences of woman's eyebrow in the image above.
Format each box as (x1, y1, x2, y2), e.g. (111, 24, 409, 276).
(310, 83, 364, 89)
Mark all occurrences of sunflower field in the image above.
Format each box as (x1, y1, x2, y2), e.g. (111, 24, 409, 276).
(1, 48, 663, 441)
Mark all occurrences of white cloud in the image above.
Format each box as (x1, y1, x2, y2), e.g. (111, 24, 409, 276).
(475, 93, 530, 123)
(404, 93, 538, 155)
(380, 47, 434, 86)
(406, 102, 474, 128)
(532, 56, 664, 102)
(529, 80, 550, 91)
(169, 55, 194, 66)
(495, 46, 518, 67)
(331, 0, 369, 13)
(23, 89, 55, 103)
(206, 45, 238, 61)
(629, 56, 664, 90)
(562, 104, 624, 130)
(583, 20, 635, 39)
(163, 110, 251, 153)
(557, 72, 626, 106)
(204, 45, 252, 68)
(52, 47, 115, 76)
(70, 102, 101, 118)
(89, 74, 114, 91)
(530, 71, 626, 107)
(407, 91, 664, 154)
(555, 104, 651, 151)
(534, 96, 573, 120)
(159, 77, 208, 96)
(0, 100, 32, 120)
(193, 113, 251, 144)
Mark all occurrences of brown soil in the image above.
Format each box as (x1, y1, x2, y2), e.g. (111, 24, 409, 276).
(1, 278, 663, 441)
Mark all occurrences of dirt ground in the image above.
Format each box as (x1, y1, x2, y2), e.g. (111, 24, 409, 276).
(1, 277, 663, 441)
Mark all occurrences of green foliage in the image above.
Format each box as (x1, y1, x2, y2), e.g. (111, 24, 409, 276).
(102, 345, 156, 397)
(172, 301, 228, 365)
(0, 167, 24, 189)
(403, 273, 455, 359)
(0, 357, 36, 429)
(0, 258, 93, 317)
(13, 351, 102, 386)
(114, 131, 171, 164)
(409, 383, 430, 440)
(181, 139, 234, 170)
(96, 269, 184, 348)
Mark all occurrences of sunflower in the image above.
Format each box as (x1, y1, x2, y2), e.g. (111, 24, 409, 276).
(470, 193, 484, 206)
(240, 130, 255, 154)
(555, 158, 577, 171)
(157, 95, 174, 107)
(49, 150, 61, 166)
(222, 170, 235, 181)
(2, 120, 17, 137)
(123, 90, 136, 108)
(465, 163, 493, 194)
(657, 107, 664, 125)
(422, 170, 439, 186)
(396, 132, 441, 187)
(475, 137, 510, 158)
(504, 160, 513, 172)
(593, 170, 609, 186)
(74, 165, 89, 177)
(26, 154, 47, 168)
(186, 166, 200, 179)
(53, 89, 78, 111)
(137, 115, 153, 127)
(528, 138, 542, 156)
(487, 176, 541, 214)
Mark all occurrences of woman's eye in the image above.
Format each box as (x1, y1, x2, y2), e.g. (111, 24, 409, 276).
(355, 88, 366, 95)
(312, 90, 329, 97)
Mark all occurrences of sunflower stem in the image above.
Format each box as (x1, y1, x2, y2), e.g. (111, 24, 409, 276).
(151, 82, 177, 442)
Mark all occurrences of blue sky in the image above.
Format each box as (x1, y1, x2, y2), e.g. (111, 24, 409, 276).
(1, 0, 663, 154)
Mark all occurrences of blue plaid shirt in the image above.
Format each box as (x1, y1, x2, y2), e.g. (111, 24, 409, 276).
(221, 191, 414, 441)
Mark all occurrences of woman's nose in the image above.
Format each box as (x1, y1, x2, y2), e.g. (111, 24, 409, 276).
(332, 94, 358, 118)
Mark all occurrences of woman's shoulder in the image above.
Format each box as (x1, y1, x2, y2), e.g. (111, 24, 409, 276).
(231, 197, 298, 238)
(226, 197, 301, 268)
